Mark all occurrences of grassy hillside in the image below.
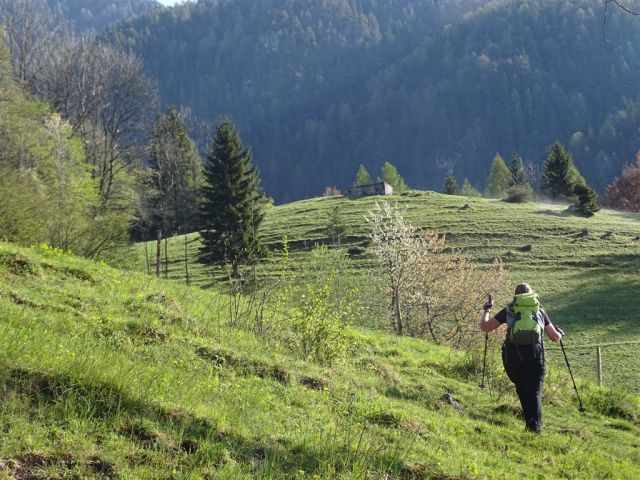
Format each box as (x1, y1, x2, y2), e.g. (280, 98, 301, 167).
(1, 242, 639, 479)
(138, 192, 640, 392)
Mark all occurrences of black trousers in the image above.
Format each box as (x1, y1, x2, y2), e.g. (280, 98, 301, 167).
(502, 342, 545, 431)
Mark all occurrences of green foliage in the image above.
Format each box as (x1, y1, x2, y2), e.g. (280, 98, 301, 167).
(355, 164, 372, 186)
(48, 0, 160, 31)
(379, 161, 408, 193)
(509, 152, 527, 187)
(459, 179, 481, 197)
(147, 106, 203, 236)
(325, 206, 346, 245)
(0, 32, 102, 254)
(541, 142, 584, 201)
(199, 118, 266, 275)
(503, 184, 535, 203)
(442, 172, 459, 195)
(102, 0, 640, 201)
(485, 154, 513, 198)
(572, 183, 600, 217)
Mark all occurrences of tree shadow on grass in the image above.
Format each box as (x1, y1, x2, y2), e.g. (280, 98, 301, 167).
(1, 368, 411, 478)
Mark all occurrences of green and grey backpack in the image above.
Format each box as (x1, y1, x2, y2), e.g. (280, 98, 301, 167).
(505, 292, 544, 346)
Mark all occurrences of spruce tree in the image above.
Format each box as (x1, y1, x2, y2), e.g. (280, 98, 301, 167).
(485, 154, 513, 198)
(573, 184, 600, 217)
(199, 118, 266, 275)
(443, 172, 459, 195)
(541, 142, 584, 200)
(379, 161, 408, 193)
(509, 152, 527, 187)
(355, 164, 372, 185)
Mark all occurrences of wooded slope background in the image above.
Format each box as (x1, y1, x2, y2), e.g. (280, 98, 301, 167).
(100, 0, 640, 202)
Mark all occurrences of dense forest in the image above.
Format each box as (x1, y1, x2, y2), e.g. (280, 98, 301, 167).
(46, 0, 161, 31)
(102, 0, 640, 202)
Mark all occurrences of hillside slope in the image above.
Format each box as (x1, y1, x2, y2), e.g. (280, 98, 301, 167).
(142, 192, 640, 392)
(1, 242, 639, 478)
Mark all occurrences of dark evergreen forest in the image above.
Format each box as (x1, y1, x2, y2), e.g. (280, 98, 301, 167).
(99, 0, 640, 202)
(46, 0, 161, 31)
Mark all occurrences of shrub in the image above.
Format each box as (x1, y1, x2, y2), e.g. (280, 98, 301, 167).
(323, 186, 341, 197)
(503, 184, 535, 203)
(573, 184, 600, 217)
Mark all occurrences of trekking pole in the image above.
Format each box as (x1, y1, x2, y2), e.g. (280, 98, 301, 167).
(559, 338, 586, 413)
(480, 294, 493, 389)
(480, 332, 488, 389)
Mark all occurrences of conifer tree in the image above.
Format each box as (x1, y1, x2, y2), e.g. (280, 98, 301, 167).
(509, 152, 527, 187)
(541, 142, 584, 200)
(355, 164, 372, 186)
(199, 118, 266, 276)
(573, 183, 600, 217)
(460, 179, 482, 197)
(443, 172, 459, 195)
(148, 107, 203, 236)
(379, 161, 408, 193)
(485, 154, 513, 198)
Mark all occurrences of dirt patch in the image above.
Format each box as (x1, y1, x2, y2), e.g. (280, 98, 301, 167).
(87, 455, 117, 478)
(364, 410, 403, 428)
(196, 347, 290, 384)
(300, 376, 327, 391)
(125, 323, 168, 343)
(493, 403, 522, 418)
(438, 393, 465, 416)
(180, 439, 199, 454)
(0, 453, 76, 479)
(401, 461, 470, 479)
(0, 252, 39, 276)
(120, 421, 163, 450)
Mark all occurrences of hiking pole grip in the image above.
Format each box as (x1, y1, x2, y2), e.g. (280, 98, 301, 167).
(559, 339, 586, 413)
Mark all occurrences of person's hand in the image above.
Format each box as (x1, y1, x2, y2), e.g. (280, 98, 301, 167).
(556, 327, 566, 337)
(482, 301, 493, 311)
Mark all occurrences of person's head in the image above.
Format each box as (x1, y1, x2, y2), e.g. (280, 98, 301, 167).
(514, 283, 533, 295)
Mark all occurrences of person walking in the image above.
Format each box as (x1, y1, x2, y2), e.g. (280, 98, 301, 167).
(479, 283, 564, 432)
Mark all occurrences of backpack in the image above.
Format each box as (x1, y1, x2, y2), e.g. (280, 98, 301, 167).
(505, 292, 544, 346)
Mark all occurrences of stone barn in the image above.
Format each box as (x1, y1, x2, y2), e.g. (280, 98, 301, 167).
(344, 182, 393, 198)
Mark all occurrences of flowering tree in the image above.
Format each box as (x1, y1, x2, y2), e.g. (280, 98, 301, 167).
(365, 202, 509, 346)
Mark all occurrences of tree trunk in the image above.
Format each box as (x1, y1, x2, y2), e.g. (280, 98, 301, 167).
(393, 288, 403, 335)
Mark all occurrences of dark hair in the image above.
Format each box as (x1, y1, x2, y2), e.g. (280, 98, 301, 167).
(515, 283, 533, 295)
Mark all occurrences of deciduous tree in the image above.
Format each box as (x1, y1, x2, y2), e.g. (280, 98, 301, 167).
(601, 152, 640, 211)
(355, 164, 372, 186)
(379, 161, 408, 193)
(485, 154, 513, 198)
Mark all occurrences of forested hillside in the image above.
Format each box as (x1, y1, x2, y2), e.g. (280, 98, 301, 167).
(106, 0, 640, 202)
(46, 0, 161, 31)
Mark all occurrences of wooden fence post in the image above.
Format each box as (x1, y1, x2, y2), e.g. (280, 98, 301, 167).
(156, 230, 162, 279)
(596, 346, 603, 387)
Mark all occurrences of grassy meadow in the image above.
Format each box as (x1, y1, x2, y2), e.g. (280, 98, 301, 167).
(137, 191, 640, 392)
(1, 241, 639, 479)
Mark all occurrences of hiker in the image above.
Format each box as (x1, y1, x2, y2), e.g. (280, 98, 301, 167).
(479, 283, 565, 432)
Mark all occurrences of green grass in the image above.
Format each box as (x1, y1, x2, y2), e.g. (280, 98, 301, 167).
(137, 191, 640, 391)
(1, 240, 639, 479)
